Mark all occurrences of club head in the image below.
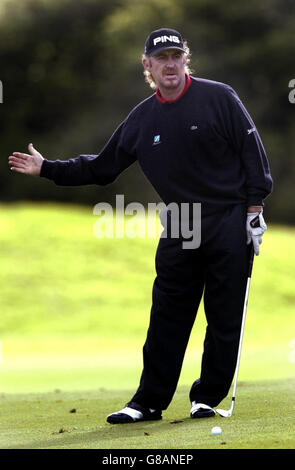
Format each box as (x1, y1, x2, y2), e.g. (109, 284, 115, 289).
(215, 408, 232, 418)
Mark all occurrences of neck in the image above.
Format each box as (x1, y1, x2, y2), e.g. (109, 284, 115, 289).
(156, 74, 191, 104)
(157, 73, 187, 101)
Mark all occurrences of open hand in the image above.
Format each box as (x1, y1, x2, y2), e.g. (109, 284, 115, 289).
(9, 143, 44, 176)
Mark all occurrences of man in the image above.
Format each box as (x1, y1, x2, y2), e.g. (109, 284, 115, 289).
(9, 28, 272, 424)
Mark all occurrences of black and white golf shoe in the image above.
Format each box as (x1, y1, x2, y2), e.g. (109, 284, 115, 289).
(107, 402, 162, 424)
(190, 402, 216, 419)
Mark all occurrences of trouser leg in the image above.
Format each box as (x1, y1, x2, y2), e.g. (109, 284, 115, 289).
(131, 234, 204, 410)
(189, 204, 249, 407)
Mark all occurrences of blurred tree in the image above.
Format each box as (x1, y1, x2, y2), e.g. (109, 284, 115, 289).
(0, 0, 133, 206)
(0, 0, 294, 222)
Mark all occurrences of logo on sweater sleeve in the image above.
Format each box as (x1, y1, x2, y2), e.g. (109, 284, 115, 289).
(247, 127, 256, 135)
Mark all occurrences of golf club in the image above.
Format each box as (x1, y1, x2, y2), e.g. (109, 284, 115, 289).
(216, 244, 255, 418)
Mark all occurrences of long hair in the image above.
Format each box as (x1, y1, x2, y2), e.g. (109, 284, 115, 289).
(142, 41, 193, 90)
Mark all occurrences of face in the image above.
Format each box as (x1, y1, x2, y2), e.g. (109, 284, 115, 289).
(143, 49, 187, 92)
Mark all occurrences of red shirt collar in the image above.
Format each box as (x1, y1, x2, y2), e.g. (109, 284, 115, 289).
(156, 74, 192, 103)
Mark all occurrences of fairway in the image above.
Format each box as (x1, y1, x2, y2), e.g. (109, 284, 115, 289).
(0, 203, 295, 449)
(0, 379, 294, 449)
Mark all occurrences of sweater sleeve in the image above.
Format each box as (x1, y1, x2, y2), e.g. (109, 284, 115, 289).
(40, 119, 137, 186)
(223, 86, 273, 206)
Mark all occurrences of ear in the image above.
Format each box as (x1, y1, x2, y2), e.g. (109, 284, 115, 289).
(142, 56, 152, 71)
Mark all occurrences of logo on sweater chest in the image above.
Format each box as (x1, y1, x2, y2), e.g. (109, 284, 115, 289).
(153, 135, 161, 145)
(151, 123, 202, 148)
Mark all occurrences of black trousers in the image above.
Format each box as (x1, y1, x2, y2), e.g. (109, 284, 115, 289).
(130, 204, 250, 410)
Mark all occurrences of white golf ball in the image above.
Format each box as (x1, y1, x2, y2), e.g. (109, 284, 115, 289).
(211, 426, 222, 435)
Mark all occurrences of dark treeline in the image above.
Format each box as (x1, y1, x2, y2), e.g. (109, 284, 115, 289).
(1, 0, 294, 223)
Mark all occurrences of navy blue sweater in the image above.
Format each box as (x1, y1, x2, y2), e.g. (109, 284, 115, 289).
(40, 76, 273, 207)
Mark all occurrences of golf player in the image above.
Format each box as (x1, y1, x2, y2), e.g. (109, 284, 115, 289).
(9, 28, 273, 424)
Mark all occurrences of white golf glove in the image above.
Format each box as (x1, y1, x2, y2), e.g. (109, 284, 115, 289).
(246, 211, 267, 255)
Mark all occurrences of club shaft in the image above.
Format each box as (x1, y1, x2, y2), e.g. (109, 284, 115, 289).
(230, 247, 255, 409)
(231, 277, 251, 402)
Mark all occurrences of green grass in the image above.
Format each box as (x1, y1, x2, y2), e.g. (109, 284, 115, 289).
(0, 202, 295, 449)
(1, 379, 294, 449)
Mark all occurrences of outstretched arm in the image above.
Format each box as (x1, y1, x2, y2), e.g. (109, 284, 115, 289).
(8, 120, 137, 186)
(9, 143, 44, 176)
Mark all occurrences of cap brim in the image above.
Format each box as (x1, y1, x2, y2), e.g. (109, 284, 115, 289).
(149, 46, 186, 56)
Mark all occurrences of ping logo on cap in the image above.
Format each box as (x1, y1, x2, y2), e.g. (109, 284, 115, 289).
(153, 35, 180, 46)
(144, 28, 185, 56)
